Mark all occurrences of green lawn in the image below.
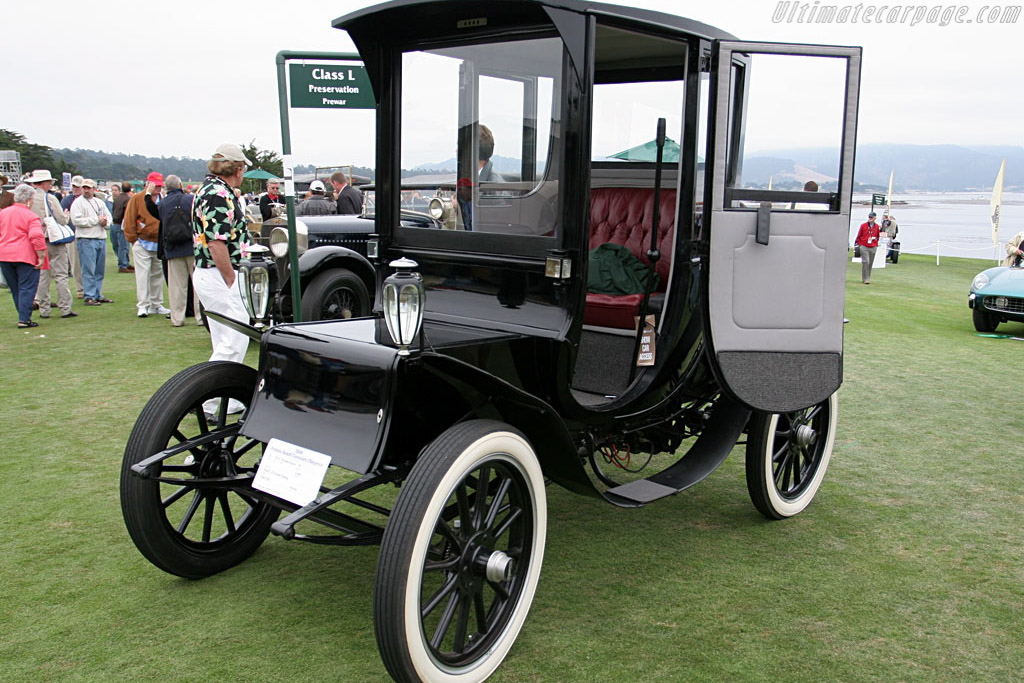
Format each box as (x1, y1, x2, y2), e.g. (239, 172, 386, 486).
(0, 252, 1021, 681)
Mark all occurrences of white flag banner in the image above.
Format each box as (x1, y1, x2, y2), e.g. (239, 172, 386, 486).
(885, 168, 894, 217)
(991, 159, 1005, 249)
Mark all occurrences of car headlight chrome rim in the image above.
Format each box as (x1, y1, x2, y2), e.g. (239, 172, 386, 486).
(428, 196, 452, 221)
(972, 273, 989, 291)
(268, 220, 309, 259)
(269, 227, 290, 258)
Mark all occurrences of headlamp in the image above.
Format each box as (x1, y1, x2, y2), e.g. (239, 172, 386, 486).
(382, 257, 424, 355)
(237, 244, 273, 326)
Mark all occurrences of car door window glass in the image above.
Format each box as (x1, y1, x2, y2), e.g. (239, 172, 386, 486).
(400, 38, 562, 238)
(725, 53, 847, 211)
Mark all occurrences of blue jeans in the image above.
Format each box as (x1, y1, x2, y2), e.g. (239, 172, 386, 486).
(1, 261, 41, 323)
(77, 237, 106, 300)
(110, 223, 131, 269)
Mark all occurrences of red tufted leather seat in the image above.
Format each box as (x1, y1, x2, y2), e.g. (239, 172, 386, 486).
(585, 188, 676, 328)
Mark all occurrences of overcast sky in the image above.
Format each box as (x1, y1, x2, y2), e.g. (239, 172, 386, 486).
(3, 0, 1021, 169)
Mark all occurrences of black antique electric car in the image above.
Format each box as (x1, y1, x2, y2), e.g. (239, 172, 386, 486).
(121, 1, 861, 681)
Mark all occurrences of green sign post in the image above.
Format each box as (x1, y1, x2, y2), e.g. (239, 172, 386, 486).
(288, 64, 374, 109)
(871, 193, 886, 206)
(276, 51, 371, 321)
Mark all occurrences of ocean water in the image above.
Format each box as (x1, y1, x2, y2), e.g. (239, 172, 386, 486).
(847, 192, 1024, 261)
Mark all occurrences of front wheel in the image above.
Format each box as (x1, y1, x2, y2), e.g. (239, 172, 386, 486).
(375, 420, 547, 683)
(120, 362, 279, 578)
(746, 392, 837, 519)
(301, 268, 370, 321)
(972, 307, 998, 333)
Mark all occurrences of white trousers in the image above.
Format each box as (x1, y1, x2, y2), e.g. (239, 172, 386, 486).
(132, 242, 165, 313)
(192, 266, 249, 363)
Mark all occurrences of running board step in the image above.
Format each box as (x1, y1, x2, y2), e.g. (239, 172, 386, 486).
(603, 395, 751, 506)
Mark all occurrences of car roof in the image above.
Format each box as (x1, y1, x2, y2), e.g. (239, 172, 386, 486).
(334, 0, 737, 42)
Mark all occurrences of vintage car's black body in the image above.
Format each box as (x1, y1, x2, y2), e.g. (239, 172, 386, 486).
(122, 2, 860, 681)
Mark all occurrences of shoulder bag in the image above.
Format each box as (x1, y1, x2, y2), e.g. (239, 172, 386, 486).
(44, 194, 75, 244)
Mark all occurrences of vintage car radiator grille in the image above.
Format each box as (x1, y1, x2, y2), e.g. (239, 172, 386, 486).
(985, 295, 1024, 314)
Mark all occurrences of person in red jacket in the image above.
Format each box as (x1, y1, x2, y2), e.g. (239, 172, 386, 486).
(856, 211, 881, 284)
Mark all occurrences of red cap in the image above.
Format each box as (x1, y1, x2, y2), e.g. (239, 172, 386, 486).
(456, 177, 474, 188)
(146, 172, 164, 186)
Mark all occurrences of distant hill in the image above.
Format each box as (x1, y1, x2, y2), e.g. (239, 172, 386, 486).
(743, 144, 1023, 192)
(53, 144, 1022, 191)
(411, 154, 520, 175)
(55, 148, 210, 183)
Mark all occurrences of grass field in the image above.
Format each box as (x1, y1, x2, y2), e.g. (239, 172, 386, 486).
(1, 252, 1021, 682)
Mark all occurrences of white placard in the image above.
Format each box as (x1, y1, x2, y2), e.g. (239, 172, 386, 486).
(284, 179, 295, 197)
(253, 438, 331, 506)
(281, 154, 294, 178)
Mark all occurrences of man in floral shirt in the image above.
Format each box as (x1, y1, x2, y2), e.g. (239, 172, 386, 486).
(192, 143, 252, 373)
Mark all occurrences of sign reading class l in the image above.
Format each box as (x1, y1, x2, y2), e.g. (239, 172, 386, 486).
(288, 63, 374, 109)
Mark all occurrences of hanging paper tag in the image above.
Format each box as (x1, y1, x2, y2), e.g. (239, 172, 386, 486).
(635, 314, 656, 366)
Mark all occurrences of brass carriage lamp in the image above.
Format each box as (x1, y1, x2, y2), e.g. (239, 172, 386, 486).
(238, 244, 272, 326)
(382, 257, 424, 355)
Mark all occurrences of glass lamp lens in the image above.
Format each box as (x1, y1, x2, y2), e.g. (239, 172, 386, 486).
(269, 228, 289, 257)
(383, 280, 423, 348)
(249, 266, 270, 320)
(238, 267, 253, 319)
(396, 284, 422, 345)
(429, 197, 444, 219)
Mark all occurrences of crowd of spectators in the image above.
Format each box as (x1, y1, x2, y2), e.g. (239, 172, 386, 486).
(1, 159, 221, 330)
(2, 156, 363, 336)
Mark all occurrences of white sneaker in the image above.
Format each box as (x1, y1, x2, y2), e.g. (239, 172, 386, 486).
(202, 399, 247, 422)
(137, 310, 148, 318)
(149, 305, 171, 316)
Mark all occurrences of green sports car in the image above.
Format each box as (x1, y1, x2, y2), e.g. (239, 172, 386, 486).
(969, 264, 1024, 331)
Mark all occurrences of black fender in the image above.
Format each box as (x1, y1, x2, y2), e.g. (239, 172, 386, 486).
(240, 320, 595, 496)
(392, 353, 599, 499)
(298, 246, 375, 297)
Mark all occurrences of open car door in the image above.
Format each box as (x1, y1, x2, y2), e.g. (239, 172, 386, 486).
(703, 41, 861, 413)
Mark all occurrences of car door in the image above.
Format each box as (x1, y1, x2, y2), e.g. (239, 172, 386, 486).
(703, 41, 861, 412)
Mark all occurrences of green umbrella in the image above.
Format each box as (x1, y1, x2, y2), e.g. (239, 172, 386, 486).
(243, 169, 279, 180)
(608, 137, 681, 163)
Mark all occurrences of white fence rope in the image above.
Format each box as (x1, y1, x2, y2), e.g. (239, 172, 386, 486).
(853, 240, 1003, 266)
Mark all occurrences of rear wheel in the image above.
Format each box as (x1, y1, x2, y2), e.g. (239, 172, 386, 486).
(301, 268, 370, 321)
(972, 307, 998, 332)
(746, 392, 837, 519)
(375, 420, 547, 683)
(120, 362, 278, 578)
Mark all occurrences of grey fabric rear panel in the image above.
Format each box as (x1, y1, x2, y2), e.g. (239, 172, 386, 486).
(572, 329, 635, 396)
(718, 351, 840, 412)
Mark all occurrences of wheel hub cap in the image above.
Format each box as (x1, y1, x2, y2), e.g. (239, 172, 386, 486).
(795, 423, 817, 448)
(483, 550, 514, 583)
(458, 529, 514, 586)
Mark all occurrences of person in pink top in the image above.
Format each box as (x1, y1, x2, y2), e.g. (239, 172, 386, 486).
(0, 184, 48, 327)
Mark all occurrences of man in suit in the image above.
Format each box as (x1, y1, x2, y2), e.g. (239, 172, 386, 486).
(330, 171, 363, 215)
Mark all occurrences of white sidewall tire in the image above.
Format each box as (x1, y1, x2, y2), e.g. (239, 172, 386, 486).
(761, 392, 837, 517)
(403, 431, 547, 683)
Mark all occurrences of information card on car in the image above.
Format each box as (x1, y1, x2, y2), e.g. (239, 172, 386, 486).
(253, 439, 331, 506)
